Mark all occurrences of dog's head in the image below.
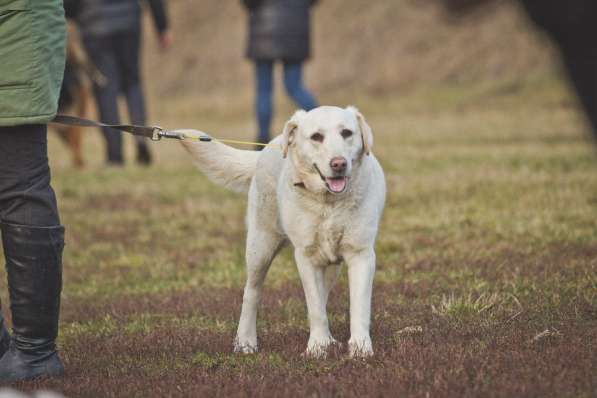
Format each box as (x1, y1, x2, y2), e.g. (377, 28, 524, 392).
(281, 106, 373, 195)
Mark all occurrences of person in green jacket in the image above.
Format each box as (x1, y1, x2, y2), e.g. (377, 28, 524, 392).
(0, 0, 67, 382)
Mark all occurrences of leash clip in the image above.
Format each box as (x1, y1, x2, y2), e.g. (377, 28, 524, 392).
(151, 126, 164, 141)
(150, 127, 194, 141)
(151, 127, 214, 142)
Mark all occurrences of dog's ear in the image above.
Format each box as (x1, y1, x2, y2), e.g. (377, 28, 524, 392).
(281, 110, 306, 158)
(347, 106, 373, 156)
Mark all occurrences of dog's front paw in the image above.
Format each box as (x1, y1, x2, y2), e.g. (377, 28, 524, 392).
(348, 336, 373, 358)
(303, 336, 339, 359)
(233, 338, 258, 354)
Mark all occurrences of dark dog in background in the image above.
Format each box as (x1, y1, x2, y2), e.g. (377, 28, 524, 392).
(52, 24, 105, 168)
(439, 0, 597, 144)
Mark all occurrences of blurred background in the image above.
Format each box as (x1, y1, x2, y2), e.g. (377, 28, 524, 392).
(52, 0, 593, 168)
(146, 0, 551, 103)
(22, 1, 596, 395)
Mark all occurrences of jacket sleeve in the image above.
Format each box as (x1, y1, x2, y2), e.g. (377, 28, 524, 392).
(241, 0, 263, 10)
(145, 0, 169, 33)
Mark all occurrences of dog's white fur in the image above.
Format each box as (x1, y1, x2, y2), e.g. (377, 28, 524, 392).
(181, 106, 385, 357)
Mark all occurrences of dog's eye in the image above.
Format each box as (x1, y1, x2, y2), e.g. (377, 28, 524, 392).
(310, 132, 324, 142)
(341, 129, 353, 139)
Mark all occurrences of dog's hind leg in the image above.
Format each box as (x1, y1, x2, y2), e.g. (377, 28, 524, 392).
(66, 127, 84, 168)
(234, 226, 283, 354)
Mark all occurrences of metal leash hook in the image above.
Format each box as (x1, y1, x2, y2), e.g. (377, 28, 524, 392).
(150, 126, 164, 141)
(152, 127, 213, 142)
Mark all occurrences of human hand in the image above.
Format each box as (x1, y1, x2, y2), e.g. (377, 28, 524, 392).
(159, 30, 173, 50)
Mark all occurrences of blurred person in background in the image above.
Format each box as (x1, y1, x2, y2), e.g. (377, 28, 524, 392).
(440, 0, 597, 144)
(0, 0, 66, 382)
(242, 0, 320, 146)
(65, 0, 172, 166)
(520, 0, 597, 144)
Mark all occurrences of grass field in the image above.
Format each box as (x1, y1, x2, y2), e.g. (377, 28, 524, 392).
(3, 74, 597, 396)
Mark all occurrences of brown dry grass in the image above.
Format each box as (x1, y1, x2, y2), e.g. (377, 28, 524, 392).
(1, 1, 596, 396)
(5, 74, 593, 396)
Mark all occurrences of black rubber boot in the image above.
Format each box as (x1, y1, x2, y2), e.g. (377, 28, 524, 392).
(0, 223, 65, 383)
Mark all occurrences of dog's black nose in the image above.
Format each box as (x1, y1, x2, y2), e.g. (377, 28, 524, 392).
(330, 157, 347, 173)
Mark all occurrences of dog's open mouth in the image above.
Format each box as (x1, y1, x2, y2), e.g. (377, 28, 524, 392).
(324, 176, 348, 194)
(313, 163, 349, 194)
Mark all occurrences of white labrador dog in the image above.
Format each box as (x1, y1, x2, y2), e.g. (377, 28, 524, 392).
(181, 106, 385, 357)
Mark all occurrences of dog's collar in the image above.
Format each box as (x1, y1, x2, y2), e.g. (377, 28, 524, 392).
(313, 162, 327, 184)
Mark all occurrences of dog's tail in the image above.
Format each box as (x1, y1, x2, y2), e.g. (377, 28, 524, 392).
(180, 132, 260, 193)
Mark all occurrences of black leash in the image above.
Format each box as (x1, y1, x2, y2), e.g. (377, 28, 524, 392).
(51, 114, 277, 148)
(50, 114, 212, 142)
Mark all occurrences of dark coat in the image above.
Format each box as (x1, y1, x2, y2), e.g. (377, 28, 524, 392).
(65, 0, 168, 38)
(243, 0, 318, 62)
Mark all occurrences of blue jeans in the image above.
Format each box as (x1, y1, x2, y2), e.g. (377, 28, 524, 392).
(255, 60, 318, 143)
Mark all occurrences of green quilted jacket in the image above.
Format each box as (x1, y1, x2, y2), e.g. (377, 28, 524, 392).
(0, 0, 66, 126)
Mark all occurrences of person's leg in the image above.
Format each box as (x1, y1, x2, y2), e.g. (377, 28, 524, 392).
(82, 35, 124, 165)
(116, 27, 152, 164)
(0, 124, 64, 382)
(283, 61, 318, 111)
(255, 60, 274, 144)
(0, 125, 60, 226)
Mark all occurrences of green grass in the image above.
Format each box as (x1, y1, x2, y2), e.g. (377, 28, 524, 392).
(2, 74, 596, 397)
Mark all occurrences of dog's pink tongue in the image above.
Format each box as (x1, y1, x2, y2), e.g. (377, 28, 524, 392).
(326, 177, 347, 193)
